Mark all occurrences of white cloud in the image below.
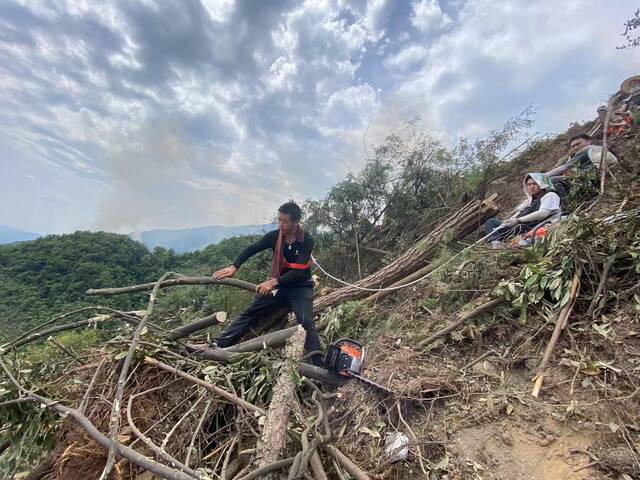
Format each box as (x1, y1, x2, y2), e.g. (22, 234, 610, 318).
(410, 0, 451, 32)
(322, 84, 378, 129)
(1, 0, 639, 233)
(380, 0, 640, 142)
(200, 0, 235, 23)
(266, 56, 298, 92)
(383, 44, 428, 71)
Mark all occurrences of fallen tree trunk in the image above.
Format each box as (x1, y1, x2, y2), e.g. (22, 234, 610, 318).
(313, 195, 499, 313)
(166, 312, 227, 340)
(226, 326, 300, 353)
(256, 326, 306, 478)
(101, 272, 174, 480)
(187, 336, 346, 387)
(183, 326, 300, 360)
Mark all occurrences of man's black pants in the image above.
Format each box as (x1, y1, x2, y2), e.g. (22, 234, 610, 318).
(214, 286, 322, 364)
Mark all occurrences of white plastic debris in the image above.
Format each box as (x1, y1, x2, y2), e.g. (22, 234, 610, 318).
(384, 431, 409, 462)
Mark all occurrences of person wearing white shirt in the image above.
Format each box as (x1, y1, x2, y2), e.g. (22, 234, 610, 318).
(484, 173, 561, 243)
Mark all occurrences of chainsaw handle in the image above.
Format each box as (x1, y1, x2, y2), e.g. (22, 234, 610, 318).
(332, 338, 363, 348)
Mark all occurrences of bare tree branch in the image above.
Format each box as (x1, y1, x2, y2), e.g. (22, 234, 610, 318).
(100, 272, 175, 480)
(86, 276, 258, 297)
(0, 357, 196, 480)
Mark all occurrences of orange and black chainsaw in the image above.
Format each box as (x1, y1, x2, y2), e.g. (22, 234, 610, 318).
(324, 338, 393, 394)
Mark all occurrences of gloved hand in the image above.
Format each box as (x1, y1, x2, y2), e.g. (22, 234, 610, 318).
(501, 218, 519, 228)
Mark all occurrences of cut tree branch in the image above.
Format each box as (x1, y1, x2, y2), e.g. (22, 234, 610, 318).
(322, 444, 371, 480)
(234, 457, 296, 480)
(167, 312, 227, 340)
(11, 315, 125, 349)
(100, 272, 174, 480)
(587, 254, 622, 317)
(417, 297, 506, 348)
(531, 267, 582, 397)
(599, 95, 617, 194)
(0, 357, 195, 480)
(86, 276, 258, 297)
(143, 356, 266, 416)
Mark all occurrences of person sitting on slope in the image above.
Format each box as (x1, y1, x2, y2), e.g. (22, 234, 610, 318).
(484, 173, 561, 245)
(545, 133, 618, 199)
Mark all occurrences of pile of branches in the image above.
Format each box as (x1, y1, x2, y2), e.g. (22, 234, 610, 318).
(0, 273, 373, 480)
(2, 190, 638, 479)
(0, 194, 505, 480)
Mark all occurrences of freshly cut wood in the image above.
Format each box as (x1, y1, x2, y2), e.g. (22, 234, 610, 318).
(313, 195, 499, 313)
(256, 326, 306, 478)
(186, 331, 345, 386)
(166, 312, 227, 340)
(225, 326, 300, 353)
(183, 326, 299, 360)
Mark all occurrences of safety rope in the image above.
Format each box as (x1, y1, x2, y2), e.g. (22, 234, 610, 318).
(311, 229, 503, 293)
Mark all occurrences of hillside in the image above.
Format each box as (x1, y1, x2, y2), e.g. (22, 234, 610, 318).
(1, 99, 639, 480)
(0, 224, 276, 254)
(0, 232, 272, 337)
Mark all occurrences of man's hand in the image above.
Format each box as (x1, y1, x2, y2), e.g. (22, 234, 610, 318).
(212, 265, 238, 279)
(256, 278, 278, 296)
(501, 218, 519, 228)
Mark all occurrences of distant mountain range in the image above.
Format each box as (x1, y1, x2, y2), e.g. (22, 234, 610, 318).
(0, 225, 40, 244)
(130, 224, 275, 253)
(0, 223, 276, 253)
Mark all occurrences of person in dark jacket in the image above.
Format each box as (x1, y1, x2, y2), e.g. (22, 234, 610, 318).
(545, 134, 618, 198)
(484, 173, 561, 244)
(209, 201, 323, 365)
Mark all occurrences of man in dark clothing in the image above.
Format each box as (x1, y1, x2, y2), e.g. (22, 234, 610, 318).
(545, 134, 618, 199)
(210, 201, 323, 365)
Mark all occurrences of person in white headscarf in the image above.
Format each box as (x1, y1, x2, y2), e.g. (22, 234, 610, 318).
(484, 173, 561, 243)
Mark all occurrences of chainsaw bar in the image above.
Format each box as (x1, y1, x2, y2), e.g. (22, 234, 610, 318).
(350, 372, 394, 395)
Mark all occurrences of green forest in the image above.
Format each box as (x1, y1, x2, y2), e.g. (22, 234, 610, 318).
(0, 231, 273, 338)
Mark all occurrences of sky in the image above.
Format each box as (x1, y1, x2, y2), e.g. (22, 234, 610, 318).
(0, 0, 638, 234)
